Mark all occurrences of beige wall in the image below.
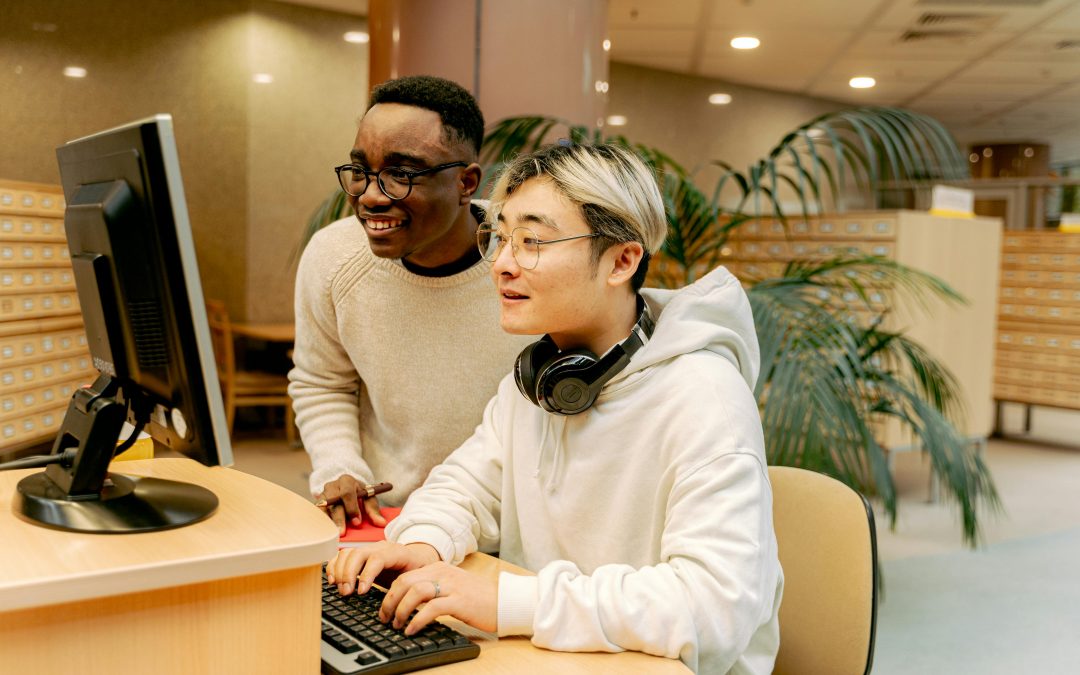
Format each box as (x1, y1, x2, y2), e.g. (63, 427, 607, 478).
(0, 0, 367, 322)
(607, 62, 846, 204)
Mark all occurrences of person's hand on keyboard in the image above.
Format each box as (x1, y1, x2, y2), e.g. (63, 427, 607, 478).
(326, 542, 440, 596)
(381, 561, 497, 637)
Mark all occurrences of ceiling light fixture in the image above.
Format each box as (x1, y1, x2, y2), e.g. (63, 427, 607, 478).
(252, 73, 274, 84)
(344, 31, 369, 44)
(708, 93, 732, 105)
(606, 115, 628, 126)
(849, 76, 876, 89)
(603, 39, 611, 51)
(63, 66, 86, 78)
(730, 36, 760, 50)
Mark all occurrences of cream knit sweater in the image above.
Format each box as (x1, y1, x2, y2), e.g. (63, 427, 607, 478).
(288, 216, 532, 504)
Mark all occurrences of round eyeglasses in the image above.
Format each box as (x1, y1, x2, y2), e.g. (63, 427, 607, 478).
(476, 226, 601, 270)
(334, 161, 467, 201)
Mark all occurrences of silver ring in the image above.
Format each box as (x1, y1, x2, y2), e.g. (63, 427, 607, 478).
(431, 580, 441, 599)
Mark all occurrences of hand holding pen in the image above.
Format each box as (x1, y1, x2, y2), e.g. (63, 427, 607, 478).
(315, 475, 393, 535)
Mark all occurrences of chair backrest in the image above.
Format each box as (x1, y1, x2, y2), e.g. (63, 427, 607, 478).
(204, 298, 234, 385)
(768, 466, 878, 675)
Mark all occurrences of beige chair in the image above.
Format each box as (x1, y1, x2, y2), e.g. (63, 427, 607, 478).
(769, 466, 878, 675)
(205, 299, 296, 443)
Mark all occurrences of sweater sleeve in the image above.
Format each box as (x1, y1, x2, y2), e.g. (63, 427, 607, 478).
(499, 452, 781, 674)
(287, 230, 374, 496)
(384, 391, 505, 565)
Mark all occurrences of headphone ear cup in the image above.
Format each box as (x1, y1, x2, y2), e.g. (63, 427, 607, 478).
(515, 338, 559, 406)
(536, 348, 599, 414)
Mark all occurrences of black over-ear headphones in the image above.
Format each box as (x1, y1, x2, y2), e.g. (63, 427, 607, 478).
(514, 296, 655, 415)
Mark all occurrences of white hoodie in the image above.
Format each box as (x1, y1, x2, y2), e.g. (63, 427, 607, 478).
(386, 267, 783, 674)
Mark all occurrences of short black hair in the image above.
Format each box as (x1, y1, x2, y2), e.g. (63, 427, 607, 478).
(368, 75, 484, 156)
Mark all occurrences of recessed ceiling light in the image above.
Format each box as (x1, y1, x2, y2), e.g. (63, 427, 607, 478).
(606, 115, 628, 126)
(344, 31, 369, 44)
(849, 76, 876, 89)
(253, 73, 274, 84)
(594, 80, 609, 93)
(708, 93, 732, 105)
(602, 39, 611, 51)
(63, 66, 86, 78)
(730, 36, 760, 50)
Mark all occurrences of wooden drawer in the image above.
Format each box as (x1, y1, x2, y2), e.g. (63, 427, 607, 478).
(994, 382, 1080, 408)
(0, 242, 72, 266)
(0, 327, 88, 367)
(996, 347, 1080, 373)
(1000, 268, 1080, 288)
(0, 291, 80, 321)
(0, 406, 66, 448)
(0, 216, 66, 242)
(1001, 251, 1080, 270)
(999, 303, 1080, 323)
(997, 323, 1080, 353)
(995, 365, 1080, 392)
(0, 378, 82, 423)
(0, 184, 65, 216)
(999, 285, 1080, 304)
(0, 267, 76, 295)
(1002, 233, 1080, 252)
(0, 353, 94, 393)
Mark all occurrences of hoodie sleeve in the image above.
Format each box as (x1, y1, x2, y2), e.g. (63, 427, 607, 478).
(498, 451, 781, 674)
(287, 226, 375, 496)
(384, 390, 506, 564)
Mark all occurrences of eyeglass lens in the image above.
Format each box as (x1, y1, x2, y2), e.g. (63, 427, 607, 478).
(338, 166, 414, 200)
(477, 228, 541, 269)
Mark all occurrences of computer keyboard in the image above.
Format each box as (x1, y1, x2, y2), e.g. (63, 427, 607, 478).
(320, 575, 480, 675)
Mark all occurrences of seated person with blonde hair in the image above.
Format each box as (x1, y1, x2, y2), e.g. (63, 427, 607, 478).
(326, 142, 783, 674)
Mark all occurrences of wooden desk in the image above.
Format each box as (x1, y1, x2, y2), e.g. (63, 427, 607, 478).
(0, 458, 339, 674)
(231, 322, 295, 343)
(0, 458, 688, 673)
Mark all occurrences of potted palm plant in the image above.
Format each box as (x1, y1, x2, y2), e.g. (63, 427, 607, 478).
(300, 107, 999, 545)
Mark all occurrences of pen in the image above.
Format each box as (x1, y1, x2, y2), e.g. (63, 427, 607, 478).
(360, 482, 393, 499)
(313, 482, 393, 508)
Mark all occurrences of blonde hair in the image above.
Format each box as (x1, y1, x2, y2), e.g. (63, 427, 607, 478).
(486, 143, 668, 290)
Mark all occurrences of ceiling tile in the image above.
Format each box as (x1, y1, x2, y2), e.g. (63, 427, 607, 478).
(706, 0, 881, 29)
(956, 58, 1080, 82)
(608, 0, 704, 27)
(823, 58, 970, 82)
(846, 28, 1018, 59)
(909, 80, 1054, 100)
(612, 54, 694, 74)
(702, 27, 852, 58)
(608, 27, 697, 55)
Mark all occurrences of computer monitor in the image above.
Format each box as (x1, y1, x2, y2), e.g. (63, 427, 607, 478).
(13, 114, 234, 533)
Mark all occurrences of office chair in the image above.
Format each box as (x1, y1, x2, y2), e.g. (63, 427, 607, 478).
(768, 466, 878, 675)
(205, 299, 296, 443)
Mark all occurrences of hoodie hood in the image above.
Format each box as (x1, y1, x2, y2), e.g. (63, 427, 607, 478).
(627, 266, 760, 391)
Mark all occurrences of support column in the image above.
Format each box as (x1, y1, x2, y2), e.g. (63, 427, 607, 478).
(368, 0, 608, 128)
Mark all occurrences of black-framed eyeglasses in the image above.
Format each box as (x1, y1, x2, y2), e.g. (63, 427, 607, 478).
(476, 226, 601, 270)
(333, 161, 468, 201)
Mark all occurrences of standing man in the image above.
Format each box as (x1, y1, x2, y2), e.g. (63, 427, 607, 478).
(289, 75, 530, 533)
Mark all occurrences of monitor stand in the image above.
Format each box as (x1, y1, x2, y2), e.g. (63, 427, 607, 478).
(13, 374, 218, 533)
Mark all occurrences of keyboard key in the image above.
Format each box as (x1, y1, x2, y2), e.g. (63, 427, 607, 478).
(356, 652, 380, 666)
(415, 637, 437, 653)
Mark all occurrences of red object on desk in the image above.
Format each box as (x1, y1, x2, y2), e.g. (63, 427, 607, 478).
(339, 507, 401, 547)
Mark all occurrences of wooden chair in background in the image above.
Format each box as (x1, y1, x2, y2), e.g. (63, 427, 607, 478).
(205, 299, 296, 443)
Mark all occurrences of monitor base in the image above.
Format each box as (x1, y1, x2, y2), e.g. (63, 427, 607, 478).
(14, 471, 218, 533)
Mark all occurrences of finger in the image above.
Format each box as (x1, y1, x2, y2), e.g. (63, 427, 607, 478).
(325, 551, 339, 584)
(363, 497, 387, 526)
(330, 504, 347, 536)
(405, 599, 448, 636)
(340, 487, 363, 526)
(391, 580, 436, 629)
(355, 553, 387, 597)
(333, 549, 371, 596)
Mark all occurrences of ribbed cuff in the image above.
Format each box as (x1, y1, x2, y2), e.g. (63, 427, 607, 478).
(497, 572, 538, 637)
(391, 524, 455, 564)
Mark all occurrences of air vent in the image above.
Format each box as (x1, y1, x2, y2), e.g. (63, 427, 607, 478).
(1056, 39, 1080, 51)
(918, 12, 1000, 30)
(900, 29, 978, 43)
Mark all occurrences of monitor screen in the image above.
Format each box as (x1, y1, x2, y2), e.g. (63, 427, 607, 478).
(12, 114, 233, 533)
